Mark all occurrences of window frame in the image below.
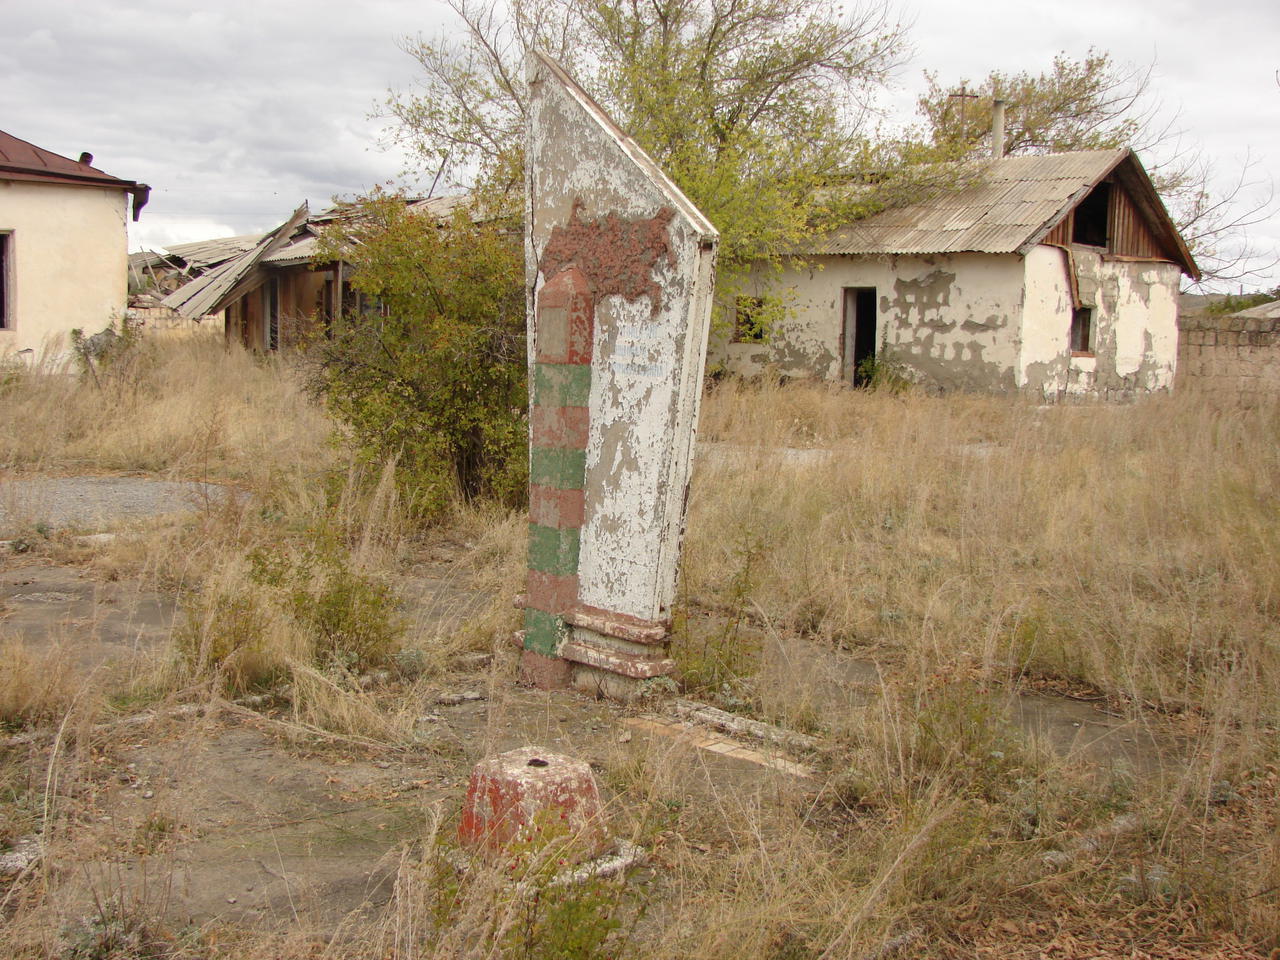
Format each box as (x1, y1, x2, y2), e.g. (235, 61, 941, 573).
(1070, 305, 1094, 356)
(0, 231, 12, 331)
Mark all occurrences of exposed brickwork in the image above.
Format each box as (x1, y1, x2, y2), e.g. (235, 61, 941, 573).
(535, 269, 595, 364)
(525, 570, 581, 616)
(524, 267, 593, 673)
(528, 485, 586, 529)
(541, 199, 676, 315)
(530, 447, 589, 489)
(533, 363, 592, 407)
(527, 524, 581, 578)
(530, 405, 590, 449)
(519, 648, 574, 688)
(1177, 312, 1280, 403)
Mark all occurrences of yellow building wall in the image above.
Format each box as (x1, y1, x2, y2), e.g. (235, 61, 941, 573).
(0, 179, 129, 358)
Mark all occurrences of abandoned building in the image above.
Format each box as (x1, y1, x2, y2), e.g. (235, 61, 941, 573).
(711, 148, 1200, 397)
(130, 233, 265, 298)
(162, 195, 469, 350)
(0, 128, 148, 357)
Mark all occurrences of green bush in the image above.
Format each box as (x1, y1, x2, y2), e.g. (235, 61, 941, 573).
(312, 192, 528, 521)
(176, 533, 404, 692)
(251, 537, 404, 672)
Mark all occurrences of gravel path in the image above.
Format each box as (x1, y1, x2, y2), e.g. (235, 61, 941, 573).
(0, 475, 230, 536)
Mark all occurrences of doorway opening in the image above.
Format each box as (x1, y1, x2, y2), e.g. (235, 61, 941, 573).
(842, 287, 877, 385)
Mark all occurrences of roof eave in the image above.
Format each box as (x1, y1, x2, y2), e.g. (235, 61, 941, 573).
(1017, 149, 1200, 280)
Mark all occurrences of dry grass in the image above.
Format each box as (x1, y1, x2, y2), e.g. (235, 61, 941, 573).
(3, 352, 1278, 958)
(687, 378, 1280, 730)
(0, 334, 334, 481)
(0, 641, 90, 733)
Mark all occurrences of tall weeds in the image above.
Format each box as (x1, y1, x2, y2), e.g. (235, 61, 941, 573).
(0, 334, 333, 481)
(688, 379, 1280, 728)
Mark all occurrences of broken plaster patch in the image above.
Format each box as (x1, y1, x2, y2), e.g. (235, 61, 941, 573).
(541, 200, 676, 315)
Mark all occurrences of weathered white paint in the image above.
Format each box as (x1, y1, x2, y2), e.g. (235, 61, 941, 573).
(1020, 244, 1074, 387)
(716, 244, 1182, 397)
(0, 180, 129, 358)
(525, 52, 718, 696)
(714, 252, 1025, 390)
(1021, 245, 1180, 396)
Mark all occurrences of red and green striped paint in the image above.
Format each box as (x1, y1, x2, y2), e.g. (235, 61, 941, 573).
(524, 267, 593, 658)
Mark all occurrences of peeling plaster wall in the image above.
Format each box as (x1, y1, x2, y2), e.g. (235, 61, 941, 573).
(712, 253, 1025, 391)
(0, 180, 129, 357)
(1021, 244, 1179, 397)
(526, 57, 717, 623)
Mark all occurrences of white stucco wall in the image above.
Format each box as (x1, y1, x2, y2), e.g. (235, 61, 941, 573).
(0, 179, 129, 358)
(527, 55, 718, 624)
(1021, 244, 1181, 396)
(712, 252, 1027, 390)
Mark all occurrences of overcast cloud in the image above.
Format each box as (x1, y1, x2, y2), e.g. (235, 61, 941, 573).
(2, 0, 1276, 289)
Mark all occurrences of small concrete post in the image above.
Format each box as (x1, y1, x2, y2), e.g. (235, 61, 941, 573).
(519, 52, 719, 699)
(991, 99, 1007, 159)
(458, 746, 608, 861)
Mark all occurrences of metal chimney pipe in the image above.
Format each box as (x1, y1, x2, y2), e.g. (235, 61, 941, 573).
(991, 100, 1007, 159)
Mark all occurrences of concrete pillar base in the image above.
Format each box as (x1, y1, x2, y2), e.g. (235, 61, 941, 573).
(569, 663, 673, 701)
(557, 605, 677, 701)
(458, 746, 608, 861)
(519, 648, 572, 690)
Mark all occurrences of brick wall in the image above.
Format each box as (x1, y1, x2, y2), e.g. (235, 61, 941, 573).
(1176, 313, 1280, 401)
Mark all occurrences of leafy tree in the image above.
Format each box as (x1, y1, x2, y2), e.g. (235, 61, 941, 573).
(916, 49, 1277, 286)
(312, 192, 527, 519)
(917, 51, 1154, 156)
(386, 0, 909, 273)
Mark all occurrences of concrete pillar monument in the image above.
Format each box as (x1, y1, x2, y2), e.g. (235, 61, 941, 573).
(519, 52, 719, 699)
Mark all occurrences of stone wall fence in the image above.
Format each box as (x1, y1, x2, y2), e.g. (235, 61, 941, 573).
(1176, 302, 1280, 402)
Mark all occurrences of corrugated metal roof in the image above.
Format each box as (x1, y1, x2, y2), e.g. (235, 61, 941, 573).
(0, 128, 137, 189)
(262, 234, 321, 266)
(162, 204, 309, 318)
(807, 149, 1127, 256)
(165, 234, 265, 269)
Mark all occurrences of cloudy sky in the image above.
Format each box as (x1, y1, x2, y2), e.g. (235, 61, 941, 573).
(2, 0, 1277, 289)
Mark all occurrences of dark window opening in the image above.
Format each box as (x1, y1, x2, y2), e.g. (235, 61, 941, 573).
(266, 277, 280, 351)
(0, 233, 10, 330)
(1070, 306, 1093, 354)
(733, 296, 767, 342)
(1072, 182, 1111, 248)
(842, 287, 877, 385)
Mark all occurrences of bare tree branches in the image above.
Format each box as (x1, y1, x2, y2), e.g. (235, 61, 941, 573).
(917, 49, 1278, 287)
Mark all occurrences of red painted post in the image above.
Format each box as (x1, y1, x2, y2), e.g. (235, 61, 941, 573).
(458, 746, 608, 862)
